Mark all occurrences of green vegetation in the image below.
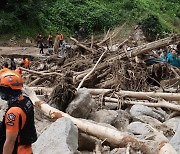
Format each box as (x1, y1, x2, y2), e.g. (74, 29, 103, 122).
(0, 0, 179, 41)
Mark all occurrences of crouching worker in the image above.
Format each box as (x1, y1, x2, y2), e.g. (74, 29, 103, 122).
(0, 70, 37, 154)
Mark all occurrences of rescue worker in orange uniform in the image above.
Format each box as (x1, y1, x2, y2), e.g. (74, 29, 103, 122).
(20, 57, 26, 67)
(58, 33, 63, 46)
(20, 57, 30, 69)
(24, 58, 30, 69)
(48, 32, 53, 48)
(0, 62, 9, 73)
(36, 33, 43, 47)
(0, 70, 37, 154)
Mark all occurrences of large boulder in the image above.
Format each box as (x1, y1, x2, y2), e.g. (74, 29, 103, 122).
(130, 105, 166, 121)
(66, 88, 96, 118)
(88, 109, 118, 124)
(170, 122, 180, 153)
(127, 121, 168, 144)
(163, 117, 180, 132)
(112, 109, 132, 131)
(134, 115, 174, 138)
(32, 117, 78, 154)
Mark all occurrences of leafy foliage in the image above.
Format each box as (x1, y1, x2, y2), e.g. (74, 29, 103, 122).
(140, 15, 164, 41)
(0, 0, 179, 38)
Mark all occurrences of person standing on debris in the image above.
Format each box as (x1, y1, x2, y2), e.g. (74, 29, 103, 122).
(0, 70, 37, 154)
(58, 33, 63, 46)
(48, 32, 53, 48)
(10, 58, 16, 70)
(36, 33, 43, 47)
(39, 38, 44, 54)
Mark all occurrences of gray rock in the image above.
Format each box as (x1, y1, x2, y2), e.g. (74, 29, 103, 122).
(127, 122, 168, 143)
(78, 133, 96, 151)
(88, 109, 118, 124)
(127, 121, 154, 135)
(130, 105, 165, 121)
(32, 117, 78, 154)
(164, 117, 180, 132)
(113, 109, 132, 131)
(170, 122, 180, 153)
(66, 88, 95, 118)
(134, 115, 174, 138)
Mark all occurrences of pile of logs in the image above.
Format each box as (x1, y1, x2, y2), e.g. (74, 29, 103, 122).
(2, 28, 180, 153)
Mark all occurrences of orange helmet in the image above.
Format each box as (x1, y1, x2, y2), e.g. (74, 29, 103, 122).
(0, 70, 23, 90)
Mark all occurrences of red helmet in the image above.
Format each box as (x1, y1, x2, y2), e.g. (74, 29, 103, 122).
(0, 70, 23, 90)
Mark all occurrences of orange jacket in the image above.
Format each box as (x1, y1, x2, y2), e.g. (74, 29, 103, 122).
(21, 59, 25, 64)
(58, 34, 63, 40)
(24, 58, 30, 68)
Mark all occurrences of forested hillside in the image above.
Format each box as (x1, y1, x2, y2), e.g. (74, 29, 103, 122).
(0, 0, 180, 40)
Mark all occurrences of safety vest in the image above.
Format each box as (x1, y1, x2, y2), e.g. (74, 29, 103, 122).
(24, 58, 30, 68)
(58, 34, 63, 40)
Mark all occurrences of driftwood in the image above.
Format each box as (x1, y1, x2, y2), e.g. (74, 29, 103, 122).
(108, 33, 180, 61)
(70, 37, 94, 53)
(23, 86, 158, 154)
(20, 67, 62, 76)
(30, 87, 180, 101)
(122, 33, 180, 59)
(170, 66, 180, 78)
(97, 24, 125, 46)
(28, 77, 41, 86)
(86, 88, 180, 101)
(159, 143, 177, 154)
(104, 97, 180, 112)
(77, 50, 107, 91)
(74, 63, 109, 81)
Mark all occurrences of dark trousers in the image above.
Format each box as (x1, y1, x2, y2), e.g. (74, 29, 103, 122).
(40, 47, 44, 54)
(48, 41, 53, 48)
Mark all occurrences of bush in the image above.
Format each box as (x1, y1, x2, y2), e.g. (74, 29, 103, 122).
(140, 14, 164, 41)
(0, 11, 20, 34)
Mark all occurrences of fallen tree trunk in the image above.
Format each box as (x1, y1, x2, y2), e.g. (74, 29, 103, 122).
(104, 97, 180, 112)
(74, 63, 109, 81)
(70, 37, 94, 53)
(23, 86, 158, 154)
(28, 78, 41, 86)
(30, 87, 180, 101)
(159, 143, 177, 154)
(77, 50, 107, 91)
(20, 67, 62, 76)
(86, 88, 180, 101)
(109, 33, 180, 61)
